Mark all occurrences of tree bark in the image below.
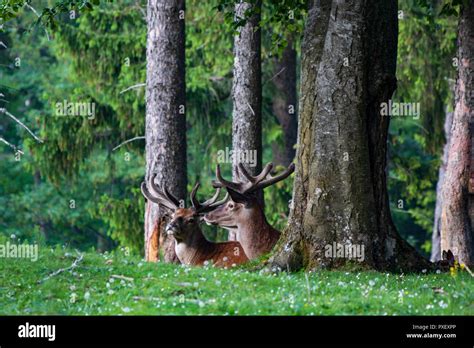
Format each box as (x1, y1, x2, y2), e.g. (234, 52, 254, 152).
(230, 0, 262, 240)
(431, 110, 453, 262)
(144, 0, 186, 263)
(271, 38, 298, 167)
(270, 0, 430, 272)
(440, 2, 474, 266)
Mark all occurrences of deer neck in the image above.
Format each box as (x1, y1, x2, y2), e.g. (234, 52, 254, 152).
(175, 227, 214, 265)
(236, 205, 279, 259)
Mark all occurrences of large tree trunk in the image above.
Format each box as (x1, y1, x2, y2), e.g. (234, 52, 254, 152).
(440, 2, 474, 266)
(431, 110, 453, 262)
(270, 0, 430, 272)
(144, 0, 186, 263)
(230, 0, 262, 240)
(271, 38, 298, 167)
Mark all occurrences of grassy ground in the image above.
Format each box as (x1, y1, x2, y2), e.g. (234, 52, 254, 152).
(0, 244, 473, 315)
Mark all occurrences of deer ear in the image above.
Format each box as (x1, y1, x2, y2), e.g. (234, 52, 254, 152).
(442, 250, 447, 260)
(226, 187, 249, 204)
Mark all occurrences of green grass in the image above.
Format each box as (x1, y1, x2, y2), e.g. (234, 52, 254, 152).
(0, 244, 473, 315)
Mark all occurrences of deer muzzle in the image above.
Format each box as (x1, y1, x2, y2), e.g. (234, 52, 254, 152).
(165, 222, 179, 236)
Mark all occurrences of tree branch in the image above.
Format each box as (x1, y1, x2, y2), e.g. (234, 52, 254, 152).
(0, 136, 24, 154)
(119, 83, 146, 94)
(0, 108, 44, 143)
(25, 3, 51, 41)
(112, 136, 145, 151)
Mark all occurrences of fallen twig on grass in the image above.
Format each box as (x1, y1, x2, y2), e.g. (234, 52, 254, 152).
(38, 252, 84, 284)
(133, 296, 161, 302)
(111, 274, 134, 282)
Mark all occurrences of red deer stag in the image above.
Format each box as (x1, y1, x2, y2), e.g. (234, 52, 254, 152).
(141, 176, 248, 267)
(204, 162, 295, 259)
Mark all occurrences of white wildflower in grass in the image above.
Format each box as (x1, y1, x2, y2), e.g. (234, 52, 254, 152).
(368, 280, 376, 287)
(70, 285, 76, 291)
(122, 307, 131, 313)
(84, 291, 91, 301)
(138, 262, 143, 268)
(436, 269, 441, 274)
(198, 301, 205, 308)
(106, 282, 110, 289)
(193, 282, 199, 287)
(10, 234, 16, 239)
(426, 304, 434, 309)
(422, 269, 427, 273)
(439, 300, 448, 309)
(120, 280, 125, 286)
(107, 290, 114, 295)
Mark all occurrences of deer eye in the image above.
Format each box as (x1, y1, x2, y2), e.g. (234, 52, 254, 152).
(187, 217, 195, 223)
(228, 202, 234, 209)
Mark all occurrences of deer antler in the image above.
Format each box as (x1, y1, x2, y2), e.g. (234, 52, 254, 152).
(140, 173, 180, 211)
(212, 162, 295, 195)
(190, 182, 229, 214)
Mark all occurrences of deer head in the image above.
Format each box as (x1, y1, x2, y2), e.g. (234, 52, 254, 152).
(204, 162, 295, 231)
(141, 174, 227, 243)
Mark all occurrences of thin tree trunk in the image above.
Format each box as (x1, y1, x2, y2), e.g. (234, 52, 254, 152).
(33, 171, 48, 241)
(271, 38, 298, 167)
(440, 2, 474, 266)
(431, 110, 453, 262)
(144, 0, 186, 263)
(230, 0, 262, 240)
(271, 0, 430, 272)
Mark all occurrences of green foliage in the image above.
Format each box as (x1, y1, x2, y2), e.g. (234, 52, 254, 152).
(388, 0, 457, 255)
(216, 0, 306, 55)
(0, 0, 105, 24)
(0, 0, 26, 21)
(1, 246, 473, 315)
(1, 1, 146, 252)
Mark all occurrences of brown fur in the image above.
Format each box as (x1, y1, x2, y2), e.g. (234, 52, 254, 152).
(168, 208, 248, 267)
(204, 201, 280, 259)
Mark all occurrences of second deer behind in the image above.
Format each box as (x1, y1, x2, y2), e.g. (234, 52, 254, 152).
(204, 162, 295, 259)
